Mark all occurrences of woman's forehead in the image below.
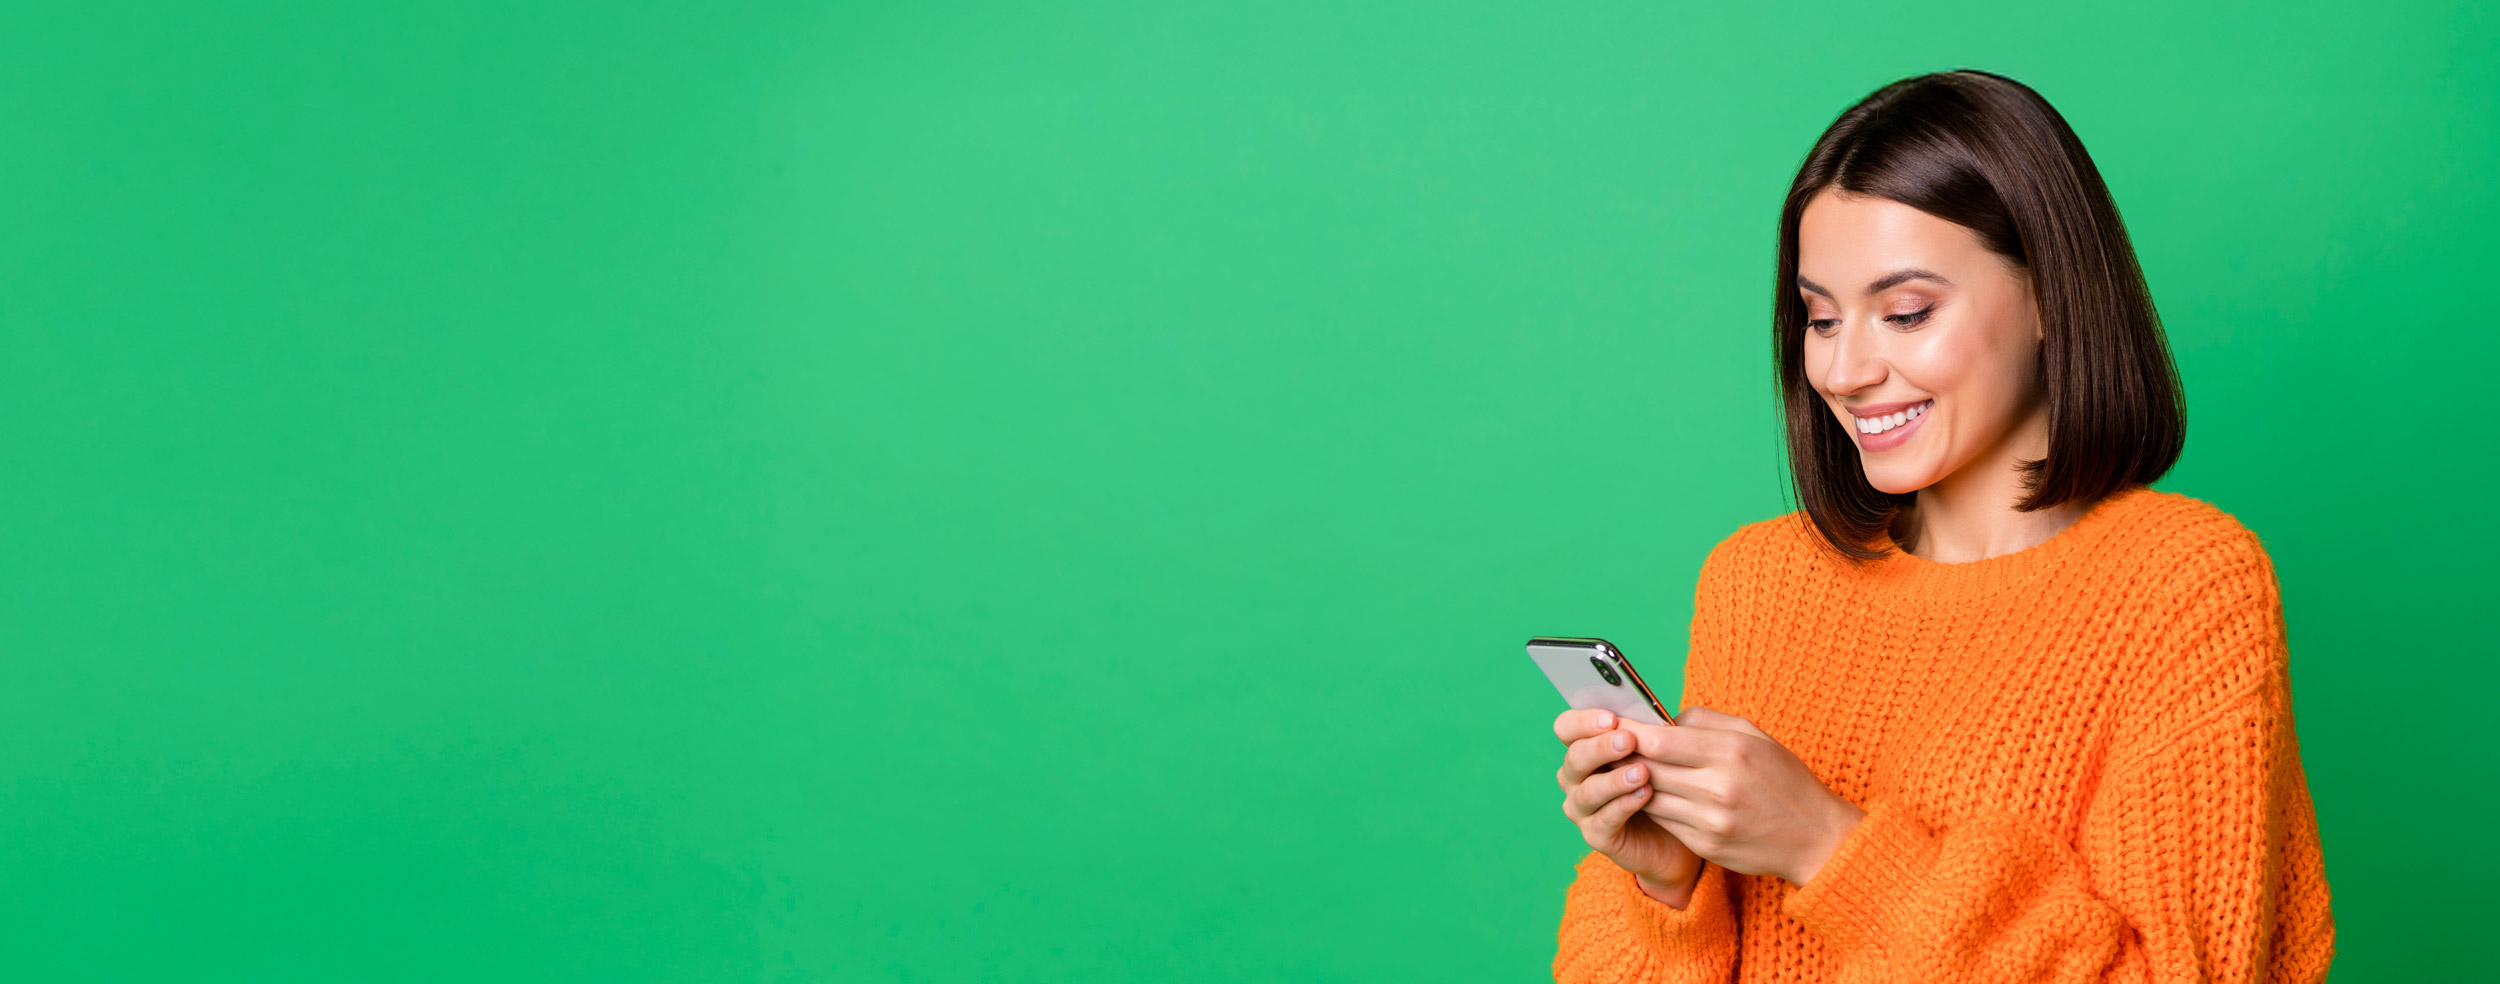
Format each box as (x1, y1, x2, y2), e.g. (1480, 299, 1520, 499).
(1799, 193, 2004, 291)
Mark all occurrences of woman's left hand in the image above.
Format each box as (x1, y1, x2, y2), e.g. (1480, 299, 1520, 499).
(1613, 706, 1866, 886)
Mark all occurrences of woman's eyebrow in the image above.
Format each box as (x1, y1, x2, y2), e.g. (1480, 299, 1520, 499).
(1795, 268, 1956, 298)
(1863, 268, 1955, 293)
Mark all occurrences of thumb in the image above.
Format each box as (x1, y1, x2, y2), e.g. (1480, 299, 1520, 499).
(1676, 705, 1771, 740)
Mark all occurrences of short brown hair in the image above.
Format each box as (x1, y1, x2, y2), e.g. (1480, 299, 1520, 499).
(1773, 69, 2186, 561)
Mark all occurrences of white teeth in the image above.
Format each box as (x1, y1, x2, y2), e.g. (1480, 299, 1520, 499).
(1855, 400, 1931, 436)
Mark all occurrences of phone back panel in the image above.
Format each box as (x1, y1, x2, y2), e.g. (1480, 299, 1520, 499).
(1526, 637, 1672, 726)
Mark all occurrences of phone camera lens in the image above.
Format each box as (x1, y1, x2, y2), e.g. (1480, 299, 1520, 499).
(1589, 655, 1622, 687)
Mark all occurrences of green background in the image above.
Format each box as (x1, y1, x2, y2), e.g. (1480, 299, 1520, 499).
(5, 1, 2491, 980)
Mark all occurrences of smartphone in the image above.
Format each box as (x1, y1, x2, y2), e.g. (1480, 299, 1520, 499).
(1526, 636, 1675, 726)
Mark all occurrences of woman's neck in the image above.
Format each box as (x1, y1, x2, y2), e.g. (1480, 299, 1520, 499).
(1890, 408, 2095, 564)
(1895, 481, 2094, 564)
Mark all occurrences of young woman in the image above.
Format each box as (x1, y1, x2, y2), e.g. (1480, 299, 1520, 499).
(1548, 70, 2334, 982)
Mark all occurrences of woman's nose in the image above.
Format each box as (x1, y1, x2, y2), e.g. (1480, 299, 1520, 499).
(1821, 321, 1888, 394)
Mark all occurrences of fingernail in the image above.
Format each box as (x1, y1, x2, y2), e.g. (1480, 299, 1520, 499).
(1612, 733, 1629, 752)
(1594, 711, 1613, 728)
(1623, 765, 1645, 786)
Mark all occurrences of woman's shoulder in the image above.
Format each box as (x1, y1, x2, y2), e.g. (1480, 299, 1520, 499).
(2091, 489, 2295, 730)
(1699, 510, 1826, 577)
(1690, 511, 1847, 607)
(2091, 486, 2278, 590)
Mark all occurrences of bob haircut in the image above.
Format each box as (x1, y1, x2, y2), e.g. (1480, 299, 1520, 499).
(1774, 69, 2186, 561)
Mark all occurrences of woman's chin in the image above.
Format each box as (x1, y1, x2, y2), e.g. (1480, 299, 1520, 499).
(1860, 467, 1937, 497)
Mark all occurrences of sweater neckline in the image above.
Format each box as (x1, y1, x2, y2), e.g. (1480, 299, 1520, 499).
(1856, 484, 2152, 605)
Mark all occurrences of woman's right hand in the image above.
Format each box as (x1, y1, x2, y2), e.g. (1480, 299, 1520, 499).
(1554, 708, 1704, 907)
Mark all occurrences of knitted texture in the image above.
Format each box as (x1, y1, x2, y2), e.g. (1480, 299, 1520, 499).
(1554, 485, 2334, 983)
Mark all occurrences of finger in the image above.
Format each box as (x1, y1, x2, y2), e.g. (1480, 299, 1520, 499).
(1557, 729, 1638, 789)
(1565, 757, 1651, 820)
(1647, 808, 1714, 855)
(1637, 781, 1696, 824)
(1578, 781, 1653, 844)
(1554, 708, 1618, 744)
(1614, 716, 1675, 746)
(1676, 706, 1770, 740)
(1628, 723, 1727, 768)
(1640, 759, 1726, 806)
(1636, 777, 1728, 832)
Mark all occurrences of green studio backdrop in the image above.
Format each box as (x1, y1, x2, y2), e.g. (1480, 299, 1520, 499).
(4, 1, 2493, 980)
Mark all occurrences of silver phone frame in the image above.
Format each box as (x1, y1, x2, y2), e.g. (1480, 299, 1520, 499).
(1525, 636, 1676, 725)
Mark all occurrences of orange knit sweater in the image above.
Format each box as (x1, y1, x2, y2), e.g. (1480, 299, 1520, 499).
(1554, 485, 2333, 983)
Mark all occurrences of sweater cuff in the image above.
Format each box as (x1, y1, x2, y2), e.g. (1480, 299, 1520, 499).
(1609, 858, 1739, 957)
(1780, 798, 1939, 959)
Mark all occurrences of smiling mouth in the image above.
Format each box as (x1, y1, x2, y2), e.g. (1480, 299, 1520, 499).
(1853, 399, 1932, 435)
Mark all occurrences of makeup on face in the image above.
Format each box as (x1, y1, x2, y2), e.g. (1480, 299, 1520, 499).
(1798, 274, 1945, 455)
(1796, 190, 2048, 496)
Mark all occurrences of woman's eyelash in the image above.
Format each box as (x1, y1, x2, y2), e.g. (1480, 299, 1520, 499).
(1805, 306, 1933, 333)
(1887, 306, 1935, 327)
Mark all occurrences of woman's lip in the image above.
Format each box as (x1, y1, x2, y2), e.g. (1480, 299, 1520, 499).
(1845, 399, 1931, 418)
(1854, 401, 1928, 452)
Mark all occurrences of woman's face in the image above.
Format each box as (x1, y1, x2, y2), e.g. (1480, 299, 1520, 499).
(1795, 188, 2045, 496)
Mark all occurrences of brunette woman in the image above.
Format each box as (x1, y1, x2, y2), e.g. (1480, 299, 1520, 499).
(1550, 70, 2333, 983)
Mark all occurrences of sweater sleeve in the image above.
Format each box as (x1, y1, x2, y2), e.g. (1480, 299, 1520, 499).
(1553, 851, 1740, 983)
(1551, 529, 1756, 983)
(1777, 532, 2336, 983)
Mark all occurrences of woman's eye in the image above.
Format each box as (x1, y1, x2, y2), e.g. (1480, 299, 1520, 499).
(1806, 319, 1838, 334)
(1884, 306, 1935, 328)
